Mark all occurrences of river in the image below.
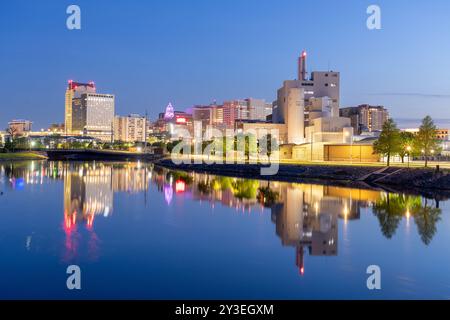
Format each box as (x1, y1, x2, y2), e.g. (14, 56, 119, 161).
(0, 161, 449, 299)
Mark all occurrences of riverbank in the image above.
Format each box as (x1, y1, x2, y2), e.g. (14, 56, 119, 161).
(46, 149, 162, 162)
(156, 159, 450, 196)
(0, 152, 47, 161)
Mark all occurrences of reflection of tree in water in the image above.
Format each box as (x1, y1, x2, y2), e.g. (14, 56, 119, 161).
(257, 186, 279, 208)
(373, 193, 442, 245)
(373, 193, 403, 239)
(197, 181, 211, 194)
(231, 179, 259, 200)
(414, 199, 441, 245)
(198, 177, 260, 200)
(197, 177, 231, 195)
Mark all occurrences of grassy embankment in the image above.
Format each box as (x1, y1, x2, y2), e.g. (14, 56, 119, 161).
(0, 152, 47, 161)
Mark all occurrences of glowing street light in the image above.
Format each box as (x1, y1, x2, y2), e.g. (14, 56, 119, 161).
(406, 146, 412, 168)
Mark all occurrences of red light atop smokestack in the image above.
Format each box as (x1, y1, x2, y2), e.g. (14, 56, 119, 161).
(298, 50, 307, 81)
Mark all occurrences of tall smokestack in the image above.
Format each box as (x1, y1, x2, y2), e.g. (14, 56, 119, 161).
(298, 50, 307, 81)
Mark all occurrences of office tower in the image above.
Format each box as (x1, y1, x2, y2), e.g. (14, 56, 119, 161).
(340, 105, 389, 134)
(246, 98, 270, 121)
(359, 105, 389, 133)
(264, 102, 273, 119)
(82, 93, 115, 141)
(65, 80, 96, 134)
(114, 114, 147, 142)
(211, 104, 224, 127)
(193, 105, 213, 129)
(223, 99, 271, 129)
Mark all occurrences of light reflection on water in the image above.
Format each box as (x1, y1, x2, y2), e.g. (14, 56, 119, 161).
(0, 161, 449, 299)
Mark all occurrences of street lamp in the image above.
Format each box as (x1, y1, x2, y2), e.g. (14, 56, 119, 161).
(406, 146, 412, 168)
(431, 149, 436, 166)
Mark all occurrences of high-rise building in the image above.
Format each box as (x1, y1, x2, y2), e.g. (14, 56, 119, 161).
(65, 81, 96, 134)
(211, 104, 224, 127)
(64, 81, 114, 141)
(193, 105, 213, 129)
(246, 98, 271, 122)
(114, 114, 147, 142)
(223, 98, 271, 129)
(223, 100, 245, 128)
(8, 119, 33, 136)
(82, 93, 115, 141)
(340, 105, 389, 134)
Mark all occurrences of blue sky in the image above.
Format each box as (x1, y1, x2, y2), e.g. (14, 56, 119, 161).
(1, 0, 450, 129)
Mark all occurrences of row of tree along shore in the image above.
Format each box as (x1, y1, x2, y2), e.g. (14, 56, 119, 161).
(374, 115, 442, 167)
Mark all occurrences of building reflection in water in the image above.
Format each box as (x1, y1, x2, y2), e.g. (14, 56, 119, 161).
(150, 169, 384, 275)
(270, 184, 381, 275)
(61, 162, 150, 261)
(0, 161, 150, 261)
(0, 161, 443, 273)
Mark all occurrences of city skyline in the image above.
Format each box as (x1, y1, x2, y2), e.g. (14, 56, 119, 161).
(1, 0, 450, 129)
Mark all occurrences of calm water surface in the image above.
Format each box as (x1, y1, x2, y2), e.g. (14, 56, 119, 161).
(0, 161, 449, 299)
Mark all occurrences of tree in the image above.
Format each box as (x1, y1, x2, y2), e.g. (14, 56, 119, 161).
(201, 140, 215, 160)
(5, 127, 18, 152)
(373, 118, 401, 166)
(398, 131, 415, 163)
(166, 140, 182, 153)
(6, 127, 18, 139)
(235, 133, 257, 162)
(414, 115, 440, 167)
(259, 134, 279, 162)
